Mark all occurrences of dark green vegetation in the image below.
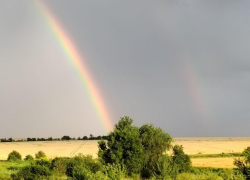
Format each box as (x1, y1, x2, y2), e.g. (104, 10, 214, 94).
(35, 151, 47, 159)
(7, 151, 22, 162)
(190, 152, 242, 158)
(1, 134, 107, 142)
(234, 147, 250, 180)
(0, 116, 248, 179)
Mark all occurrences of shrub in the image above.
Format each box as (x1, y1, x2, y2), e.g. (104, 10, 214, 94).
(35, 157, 51, 169)
(104, 164, 126, 180)
(172, 145, 191, 173)
(234, 146, 250, 179)
(51, 157, 69, 175)
(11, 164, 52, 180)
(35, 151, 47, 159)
(177, 172, 223, 180)
(24, 155, 34, 161)
(66, 154, 103, 178)
(72, 166, 107, 180)
(7, 150, 22, 161)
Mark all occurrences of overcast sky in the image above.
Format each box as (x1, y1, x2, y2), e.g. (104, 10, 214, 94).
(1, 0, 250, 138)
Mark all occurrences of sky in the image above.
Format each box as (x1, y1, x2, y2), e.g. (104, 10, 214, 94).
(1, 0, 250, 138)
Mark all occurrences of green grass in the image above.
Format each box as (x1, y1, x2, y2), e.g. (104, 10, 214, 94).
(189, 152, 242, 158)
(0, 161, 30, 179)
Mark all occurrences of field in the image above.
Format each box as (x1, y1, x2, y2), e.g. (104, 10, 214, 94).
(0, 137, 249, 168)
(174, 137, 250, 168)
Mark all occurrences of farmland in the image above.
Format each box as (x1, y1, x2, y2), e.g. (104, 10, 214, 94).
(0, 137, 249, 168)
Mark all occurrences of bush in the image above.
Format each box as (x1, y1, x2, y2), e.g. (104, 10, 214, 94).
(35, 151, 47, 159)
(51, 157, 69, 175)
(105, 164, 126, 180)
(172, 145, 192, 173)
(177, 172, 223, 180)
(11, 164, 52, 180)
(72, 166, 106, 180)
(35, 158, 51, 169)
(7, 150, 22, 161)
(66, 154, 103, 178)
(234, 146, 250, 179)
(24, 155, 34, 161)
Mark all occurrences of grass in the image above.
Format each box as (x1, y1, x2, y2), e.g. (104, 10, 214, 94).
(189, 152, 242, 158)
(0, 161, 30, 179)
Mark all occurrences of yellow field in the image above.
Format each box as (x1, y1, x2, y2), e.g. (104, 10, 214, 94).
(0, 137, 249, 168)
(0, 140, 99, 160)
(174, 137, 250, 168)
(174, 137, 250, 155)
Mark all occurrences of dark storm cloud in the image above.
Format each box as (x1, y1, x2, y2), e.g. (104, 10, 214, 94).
(0, 0, 250, 137)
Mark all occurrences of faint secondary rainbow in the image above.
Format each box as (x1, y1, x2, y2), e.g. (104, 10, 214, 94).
(35, 0, 113, 132)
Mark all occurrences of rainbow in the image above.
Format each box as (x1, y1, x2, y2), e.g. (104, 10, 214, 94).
(35, 0, 113, 132)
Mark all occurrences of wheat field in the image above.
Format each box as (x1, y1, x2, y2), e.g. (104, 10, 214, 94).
(0, 137, 249, 168)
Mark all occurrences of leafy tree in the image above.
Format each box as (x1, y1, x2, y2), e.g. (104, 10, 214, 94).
(61, 135, 71, 140)
(98, 116, 144, 174)
(83, 136, 88, 140)
(172, 145, 191, 173)
(98, 116, 190, 178)
(89, 134, 94, 140)
(234, 147, 250, 179)
(35, 151, 47, 159)
(7, 150, 22, 161)
(139, 124, 173, 178)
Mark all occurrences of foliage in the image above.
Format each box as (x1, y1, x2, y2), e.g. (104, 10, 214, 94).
(139, 124, 172, 178)
(189, 152, 242, 158)
(27, 137, 36, 141)
(99, 116, 177, 178)
(190, 167, 245, 180)
(35, 151, 47, 159)
(234, 147, 250, 179)
(24, 155, 34, 161)
(35, 158, 51, 169)
(51, 157, 69, 175)
(61, 135, 71, 140)
(7, 151, 22, 162)
(66, 154, 103, 178)
(71, 166, 106, 180)
(0, 161, 30, 179)
(104, 163, 126, 180)
(172, 145, 192, 173)
(98, 116, 144, 175)
(11, 164, 52, 180)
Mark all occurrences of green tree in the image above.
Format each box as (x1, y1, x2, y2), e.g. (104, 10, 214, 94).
(172, 145, 191, 173)
(7, 150, 22, 161)
(234, 147, 250, 179)
(98, 116, 143, 174)
(139, 124, 173, 178)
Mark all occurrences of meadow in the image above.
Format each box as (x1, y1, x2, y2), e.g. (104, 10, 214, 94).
(1, 137, 249, 168)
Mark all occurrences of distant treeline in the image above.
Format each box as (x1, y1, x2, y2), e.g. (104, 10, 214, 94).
(0, 134, 108, 142)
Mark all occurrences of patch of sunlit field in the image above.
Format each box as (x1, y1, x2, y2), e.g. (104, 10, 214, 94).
(174, 137, 250, 155)
(0, 140, 99, 160)
(174, 137, 250, 168)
